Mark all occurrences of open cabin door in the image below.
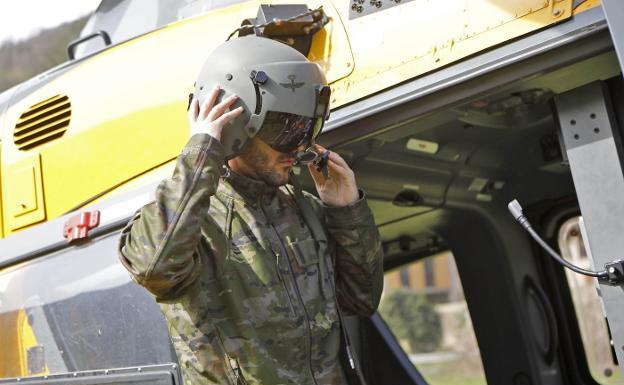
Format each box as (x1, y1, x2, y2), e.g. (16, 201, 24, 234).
(553, 1, 624, 378)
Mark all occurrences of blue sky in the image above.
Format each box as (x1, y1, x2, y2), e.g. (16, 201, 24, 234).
(0, 0, 101, 44)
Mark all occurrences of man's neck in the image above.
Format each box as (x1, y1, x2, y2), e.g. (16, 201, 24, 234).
(228, 158, 259, 180)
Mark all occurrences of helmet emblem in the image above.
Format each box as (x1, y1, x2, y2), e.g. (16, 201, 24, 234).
(280, 74, 305, 92)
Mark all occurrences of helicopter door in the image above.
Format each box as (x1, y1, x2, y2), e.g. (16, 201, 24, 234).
(553, 1, 624, 377)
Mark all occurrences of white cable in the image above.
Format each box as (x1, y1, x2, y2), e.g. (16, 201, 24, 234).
(508, 199, 607, 278)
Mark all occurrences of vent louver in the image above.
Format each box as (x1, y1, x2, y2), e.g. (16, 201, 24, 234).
(13, 95, 71, 151)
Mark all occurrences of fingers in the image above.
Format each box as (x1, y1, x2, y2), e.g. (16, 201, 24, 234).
(311, 144, 328, 157)
(326, 159, 349, 180)
(307, 156, 347, 183)
(311, 143, 349, 169)
(327, 150, 350, 170)
(308, 163, 326, 186)
(207, 94, 239, 122)
(307, 144, 351, 179)
(199, 85, 221, 120)
(215, 106, 244, 126)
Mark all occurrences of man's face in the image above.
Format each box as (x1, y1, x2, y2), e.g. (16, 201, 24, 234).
(235, 137, 300, 186)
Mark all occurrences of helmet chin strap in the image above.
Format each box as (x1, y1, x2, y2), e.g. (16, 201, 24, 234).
(245, 114, 264, 136)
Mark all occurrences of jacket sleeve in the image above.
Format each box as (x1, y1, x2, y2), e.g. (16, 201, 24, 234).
(118, 133, 225, 300)
(307, 190, 384, 316)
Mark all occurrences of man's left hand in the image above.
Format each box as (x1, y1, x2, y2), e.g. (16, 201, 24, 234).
(308, 144, 359, 207)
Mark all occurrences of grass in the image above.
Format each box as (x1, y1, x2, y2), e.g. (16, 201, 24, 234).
(415, 361, 487, 385)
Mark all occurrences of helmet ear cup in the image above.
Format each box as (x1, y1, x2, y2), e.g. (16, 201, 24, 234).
(193, 83, 253, 160)
(215, 88, 252, 159)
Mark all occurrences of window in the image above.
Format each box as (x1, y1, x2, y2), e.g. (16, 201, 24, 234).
(0, 232, 176, 378)
(558, 217, 622, 384)
(76, 0, 249, 59)
(379, 251, 487, 385)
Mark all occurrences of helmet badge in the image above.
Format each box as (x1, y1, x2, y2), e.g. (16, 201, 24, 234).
(280, 74, 305, 92)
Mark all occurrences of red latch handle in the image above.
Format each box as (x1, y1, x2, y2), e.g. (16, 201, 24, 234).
(63, 210, 100, 243)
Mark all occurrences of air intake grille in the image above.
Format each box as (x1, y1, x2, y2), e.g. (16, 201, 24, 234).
(14, 95, 71, 151)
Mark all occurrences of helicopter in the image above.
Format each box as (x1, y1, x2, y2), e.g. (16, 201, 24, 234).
(2, 0, 624, 384)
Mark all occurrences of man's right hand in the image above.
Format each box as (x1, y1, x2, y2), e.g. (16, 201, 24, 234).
(187, 85, 244, 142)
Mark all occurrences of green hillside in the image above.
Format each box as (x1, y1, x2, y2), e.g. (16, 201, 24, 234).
(0, 15, 89, 93)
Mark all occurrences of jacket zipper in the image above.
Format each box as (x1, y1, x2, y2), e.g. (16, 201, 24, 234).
(275, 226, 318, 385)
(286, 186, 366, 384)
(261, 204, 318, 385)
(229, 357, 248, 385)
(322, 253, 366, 383)
(275, 251, 297, 317)
(214, 330, 241, 385)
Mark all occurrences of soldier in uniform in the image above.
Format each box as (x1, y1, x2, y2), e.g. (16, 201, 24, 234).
(118, 36, 383, 385)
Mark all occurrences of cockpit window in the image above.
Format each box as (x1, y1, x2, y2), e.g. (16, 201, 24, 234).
(75, 0, 249, 59)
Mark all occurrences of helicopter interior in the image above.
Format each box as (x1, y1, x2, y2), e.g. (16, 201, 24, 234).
(306, 42, 623, 384)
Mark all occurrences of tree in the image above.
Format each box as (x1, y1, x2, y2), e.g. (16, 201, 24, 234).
(379, 288, 442, 353)
(0, 16, 89, 93)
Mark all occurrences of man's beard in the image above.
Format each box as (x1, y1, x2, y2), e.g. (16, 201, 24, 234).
(240, 141, 294, 186)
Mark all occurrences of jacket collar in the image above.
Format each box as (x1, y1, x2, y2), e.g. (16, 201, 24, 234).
(223, 169, 279, 205)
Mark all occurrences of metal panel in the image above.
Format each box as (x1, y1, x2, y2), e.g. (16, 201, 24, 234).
(0, 182, 156, 270)
(602, 0, 624, 76)
(348, 0, 415, 19)
(554, 81, 624, 379)
(336, 0, 572, 106)
(2, 154, 45, 232)
(0, 364, 181, 385)
(323, 6, 608, 144)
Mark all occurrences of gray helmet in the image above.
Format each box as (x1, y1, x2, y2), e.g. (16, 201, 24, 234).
(193, 36, 331, 159)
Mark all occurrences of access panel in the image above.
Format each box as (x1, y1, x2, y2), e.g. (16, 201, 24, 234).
(1, 153, 45, 232)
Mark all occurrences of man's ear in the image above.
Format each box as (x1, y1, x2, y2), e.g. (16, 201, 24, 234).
(226, 156, 239, 174)
(239, 136, 257, 155)
(227, 148, 247, 174)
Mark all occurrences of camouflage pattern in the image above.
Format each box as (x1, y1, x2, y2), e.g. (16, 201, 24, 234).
(118, 133, 384, 385)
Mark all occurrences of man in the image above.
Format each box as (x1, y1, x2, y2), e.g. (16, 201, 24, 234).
(118, 36, 383, 385)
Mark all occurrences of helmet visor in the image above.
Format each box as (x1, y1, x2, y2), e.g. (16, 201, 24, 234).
(256, 111, 322, 153)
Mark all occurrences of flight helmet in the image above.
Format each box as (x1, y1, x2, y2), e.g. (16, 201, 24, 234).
(193, 36, 331, 159)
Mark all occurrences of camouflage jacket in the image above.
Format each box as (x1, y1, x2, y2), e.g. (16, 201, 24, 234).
(118, 134, 384, 385)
